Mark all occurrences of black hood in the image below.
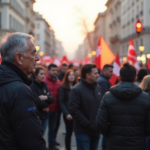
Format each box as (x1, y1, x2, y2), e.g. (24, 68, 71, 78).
(0, 62, 32, 86)
(110, 82, 142, 100)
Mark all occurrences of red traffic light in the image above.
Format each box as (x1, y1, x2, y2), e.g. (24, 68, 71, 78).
(136, 20, 142, 33)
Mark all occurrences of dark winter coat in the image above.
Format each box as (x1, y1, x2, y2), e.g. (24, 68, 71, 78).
(69, 78, 102, 135)
(30, 79, 54, 120)
(58, 72, 65, 81)
(0, 61, 47, 150)
(96, 82, 150, 150)
(97, 73, 111, 95)
(58, 86, 71, 116)
(44, 74, 61, 112)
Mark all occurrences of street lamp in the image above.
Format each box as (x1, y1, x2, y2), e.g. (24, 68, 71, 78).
(92, 51, 96, 56)
(123, 57, 127, 62)
(147, 54, 150, 59)
(88, 53, 92, 58)
(139, 46, 145, 53)
(39, 51, 44, 57)
(35, 45, 40, 52)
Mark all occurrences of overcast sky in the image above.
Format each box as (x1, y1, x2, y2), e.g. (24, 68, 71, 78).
(34, 0, 107, 59)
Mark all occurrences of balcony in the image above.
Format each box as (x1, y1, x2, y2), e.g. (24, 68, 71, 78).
(113, 20, 116, 25)
(117, 16, 120, 22)
(110, 35, 120, 44)
(140, 10, 143, 15)
(109, 23, 112, 28)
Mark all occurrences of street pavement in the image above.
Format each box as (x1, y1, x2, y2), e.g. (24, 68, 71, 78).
(44, 114, 102, 150)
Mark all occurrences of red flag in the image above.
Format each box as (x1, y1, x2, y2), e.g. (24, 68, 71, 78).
(0, 56, 1, 64)
(61, 56, 69, 65)
(53, 56, 61, 67)
(94, 36, 115, 69)
(109, 52, 121, 86)
(94, 37, 101, 68)
(147, 59, 150, 70)
(127, 37, 140, 70)
(73, 60, 80, 67)
(43, 54, 52, 66)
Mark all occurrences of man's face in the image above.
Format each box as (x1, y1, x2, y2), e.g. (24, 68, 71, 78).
(21, 39, 39, 76)
(48, 67, 58, 78)
(88, 68, 99, 83)
(61, 66, 68, 74)
(104, 67, 113, 79)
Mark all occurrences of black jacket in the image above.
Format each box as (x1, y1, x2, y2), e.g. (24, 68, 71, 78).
(97, 73, 111, 95)
(0, 62, 48, 150)
(30, 79, 54, 120)
(69, 78, 102, 135)
(96, 82, 150, 150)
(58, 86, 71, 116)
(58, 72, 65, 81)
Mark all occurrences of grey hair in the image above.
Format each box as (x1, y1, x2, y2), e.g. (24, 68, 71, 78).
(0, 32, 34, 62)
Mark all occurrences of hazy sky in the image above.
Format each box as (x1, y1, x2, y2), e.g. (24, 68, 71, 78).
(34, 0, 107, 58)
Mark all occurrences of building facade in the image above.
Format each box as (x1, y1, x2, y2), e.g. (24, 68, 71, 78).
(120, 0, 150, 60)
(34, 12, 56, 57)
(0, 0, 26, 37)
(55, 39, 66, 59)
(93, 0, 150, 63)
(23, 0, 35, 35)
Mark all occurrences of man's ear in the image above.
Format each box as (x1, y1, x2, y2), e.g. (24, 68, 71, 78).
(86, 73, 90, 79)
(133, 76, 138, 83)
(14, 53, 23, 65)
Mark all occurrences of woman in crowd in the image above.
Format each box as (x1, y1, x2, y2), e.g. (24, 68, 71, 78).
(139, 75, 150, 150)
(135, 69, 148, 86)
(58, 69, 76, 150)
(30, 66, 54, 136)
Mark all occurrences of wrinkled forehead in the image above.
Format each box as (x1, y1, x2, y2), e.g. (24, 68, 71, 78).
(26, 39, 35, 51)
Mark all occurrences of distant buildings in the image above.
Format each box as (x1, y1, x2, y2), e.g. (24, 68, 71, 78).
(76, 0, 150, 63)
(0, 0, 26, 37)
(93, 0, 150, 61)
(0, 0, 65, 58)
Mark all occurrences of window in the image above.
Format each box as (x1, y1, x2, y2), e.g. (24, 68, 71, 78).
(136, 41, 138, 51)
(9, 15, 11, 29)
(0, 12, 1, 29)
(137, 6, 139, 15)
(141, 2, 143, 11)
(37, 23, 40, 29)
(36, 34, 40, 40)
(141, 39, 143, 46)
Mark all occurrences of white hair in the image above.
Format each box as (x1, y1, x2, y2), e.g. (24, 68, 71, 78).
(0, 32, 34, 62)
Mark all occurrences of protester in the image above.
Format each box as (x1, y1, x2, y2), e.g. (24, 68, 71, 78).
(97, 64, 113, 150)
(44, 64, 61, 150)
(0, 33, 48, 150)
(69, 64, 102, 150)
(59, 69, 76, 150)
(139, 75, 150, 150)
(74, 68, 80, 80)
(135, 68, 148, 86)
(30, 67, 54, 136)
(58, 63, 68, 81)
(96, 62, 150, 150)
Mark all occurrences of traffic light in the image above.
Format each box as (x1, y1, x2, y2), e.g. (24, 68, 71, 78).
(136, 20, 142, 34)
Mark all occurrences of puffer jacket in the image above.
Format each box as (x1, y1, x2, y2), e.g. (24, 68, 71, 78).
(44, 74, 61, 112)
(0, 61, 47, 150)
(96, 82, 150, 150)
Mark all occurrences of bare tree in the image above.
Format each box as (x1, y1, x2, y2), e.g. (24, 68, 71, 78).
(75, 7, 94, 51)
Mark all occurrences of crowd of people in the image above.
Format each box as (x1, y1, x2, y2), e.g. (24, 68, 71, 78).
(0, 32, 150, 150)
